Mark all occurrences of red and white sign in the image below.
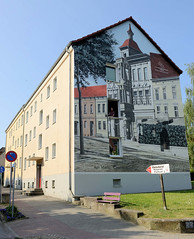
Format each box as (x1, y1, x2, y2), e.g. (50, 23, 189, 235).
(146, 164, 170, 174)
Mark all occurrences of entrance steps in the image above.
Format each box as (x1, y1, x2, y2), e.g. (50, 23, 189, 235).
(22, 188, 44, 196)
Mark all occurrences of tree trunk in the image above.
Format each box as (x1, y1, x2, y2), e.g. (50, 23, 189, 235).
(76, 77, 84, 155)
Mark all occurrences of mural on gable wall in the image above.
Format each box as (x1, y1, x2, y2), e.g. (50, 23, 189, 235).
(73, 21, 190, 173)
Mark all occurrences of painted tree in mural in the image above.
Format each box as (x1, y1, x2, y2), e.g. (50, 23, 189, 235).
(184, 63, 194, 171)
(73, 31, 118, 154)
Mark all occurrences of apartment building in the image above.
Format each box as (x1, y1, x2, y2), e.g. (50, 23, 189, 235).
(4, 17, 191, 201)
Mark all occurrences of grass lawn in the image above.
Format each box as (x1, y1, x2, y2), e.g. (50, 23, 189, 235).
(120, 190, 194, 219)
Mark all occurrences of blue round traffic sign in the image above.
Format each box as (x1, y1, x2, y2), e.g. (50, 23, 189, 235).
(0, 166, 5, 173)
(5, 151, 17, 162)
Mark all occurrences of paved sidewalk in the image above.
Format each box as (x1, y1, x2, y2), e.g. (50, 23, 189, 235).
(1, 190, 194, 239)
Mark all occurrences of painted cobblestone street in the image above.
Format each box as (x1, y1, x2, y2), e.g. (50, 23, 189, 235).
(0, 189, 194, 239)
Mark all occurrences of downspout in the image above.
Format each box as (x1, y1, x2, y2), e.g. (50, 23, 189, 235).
(21, 105, 25, 190)
(65, 47, 74, 195)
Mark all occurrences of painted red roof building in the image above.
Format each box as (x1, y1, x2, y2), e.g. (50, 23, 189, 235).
(74, 85, 107, 98)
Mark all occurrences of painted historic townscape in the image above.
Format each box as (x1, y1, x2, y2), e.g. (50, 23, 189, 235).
(73, 21, 190, 173)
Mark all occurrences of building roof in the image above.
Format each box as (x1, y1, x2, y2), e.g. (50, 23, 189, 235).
(120, 38, 142, 52)
(74, 85, 107, 98)
(72, 16, 182, 75)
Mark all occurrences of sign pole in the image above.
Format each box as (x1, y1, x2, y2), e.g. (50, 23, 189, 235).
(9, 162, 12, 206)
(160, 174, 167, 210)
(12, 165, 16, 218)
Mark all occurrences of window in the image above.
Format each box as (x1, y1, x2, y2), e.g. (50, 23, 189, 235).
(98, 104, 101, 113)
(40, 93, 43, 102)
(155, 89, 159, 100)
(53, 77, 57, 91)
(12, 136, 15, 146)
(32, 153, 35, 165)
(103, 121, 106, 130)
(18, 119, 20, 128)
(84, 121, 87, 128)
(25, 134, 28, 146)
(47, 85, 50, 98)
(19, 157, 21, 169)
(98, 121, 101, 130)
(28, 182, 30, 188)
(32, 182, 34, 188)
(29, 130, 32, 141)
(163, 87, 166, 100)
(17, 138, 19, 147)
(139, 90, 143, 96)
(157, 106, 161, 115)
(132, 69, 136, 81)
(143, 67, 148, 81)
(33, 127, 36, 138)
(38, 134, 42, 149)
(174, 106, 179, 117)
(113, 179, 121, 188)
(164, 106, 168, 114)
(30, 106, 33, 116)
(26, 111, 29, 123)
(39, 110, 43, 125)
(90, 104, 93, 114)
(28, 156, 31, 167)
(34, 101, 37, 112)
(53, 109, 56, 124)
(102, 104, 105, 113)
(24, 183, 25, 188)
(20, 136, 23, 146)
(84, 104, 87, 114)
(52, 143, 56, 158)
(137, 68, 142, 81)
(52, 180, 55, 188)
(172, 86, 176, 99)
(46, 115, 49, 129)
(75, 105, 78, 114)
(24, 158, 26, 170)
(21, 115, 24, 125)
(45, 147, 49, 161)
(45, 181, 48, 188)
(145, 90, 150, 96)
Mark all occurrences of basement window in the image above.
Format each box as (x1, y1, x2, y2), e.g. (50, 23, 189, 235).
(113, 179, 121, 188)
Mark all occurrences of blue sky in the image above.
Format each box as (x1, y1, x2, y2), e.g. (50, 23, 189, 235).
(0, 0, 194, 147)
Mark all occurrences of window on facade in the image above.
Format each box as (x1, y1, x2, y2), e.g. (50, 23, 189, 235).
(174, 106, 179, 117)
(164, 106, 168, 114)
(102, 104, 105, 113)
(25, 134, 28, 146)
(53, 109, 56, 124)
(17, 138, 19, 147)
(75, 105, 78, 114)
(12, 136, 15, 146)
(34, 101, 37, 112)
(172, 86, 176, 99)
(143, 67, 148, 81)
(26, 111, 29, 123)
(145, 90, 150, 96)
(137, 68, 142, 81)
(157, 106, 161, 115)
(103, 121, 106, 130)
(98, 121, 101, 130)
(29, 130, 32, 141)
(20, 135, 23, 147)
(30, 106, 33, 116)
(53, 77, 57, 91)
(98, 104, 101, 113)
(21, 115, 24, 125)
(18, 119, 20, 128)
(45, 181, 48, 188)
(132, 69, 136, 81)
(46, 115, 49, 129)
(84, 104, 87, 114)
(32, 182, 34, 188)
(39, 110, 43, 125)
(163, 87, 167, 100)
(38, 134, 42, 149)
(84, 121, 87, 128)
(19, 157, 21, 169)
(52, 180, 55, 188)
(24, 158, 26, 170)
(155, 89, 159, 100)
(52, 143, 56, 158)
(33, 127, 36, 138)
(139, 90, 143, 96)
(47, 85, 50, 98)
(45, 147, 49, 161)
(90, 104, 93, 114)
(40, 93, 43, 102)
(32, 153, 35, 165)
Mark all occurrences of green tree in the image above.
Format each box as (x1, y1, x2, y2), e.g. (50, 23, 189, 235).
(73, 32, 118, 154)
(184, 63, 194, 171)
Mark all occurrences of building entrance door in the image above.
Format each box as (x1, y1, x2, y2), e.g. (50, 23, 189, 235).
(90, 121, 94, 136)
(36, 165, 42, 188)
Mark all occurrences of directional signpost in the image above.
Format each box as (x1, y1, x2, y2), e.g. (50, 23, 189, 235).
(0, 166, 5, 203)
(5, 151, 17, 218)
(146, 164, 170, 210)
